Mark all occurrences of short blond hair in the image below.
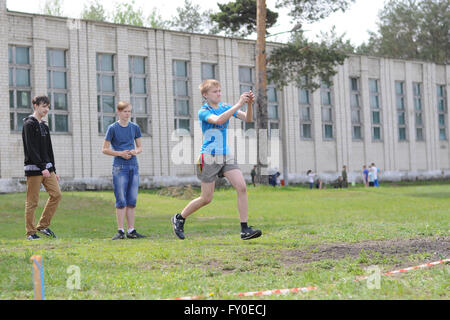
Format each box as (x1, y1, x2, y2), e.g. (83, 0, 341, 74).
(117, 101, 131, 111)
(199, 79, 221, 97)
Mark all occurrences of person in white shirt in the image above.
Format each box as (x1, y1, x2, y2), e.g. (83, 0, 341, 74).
(371, 163, 379, 187)
(368, 165, 375, 187)
(307, 170, 315, 189)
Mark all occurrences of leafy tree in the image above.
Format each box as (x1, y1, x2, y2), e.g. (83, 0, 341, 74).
(42, 0, 64, 16)
(210, 0, 278, 37)
(112, 0, 145, 27)
(81, 0, 108, 22)
(276, 0, 354, 22)
(169, 0, 215, 33)
(316, 26, 355, 54)
(357, 0, 449, 64)
(268, 31, 347, 91)
(211, 0, 355, 89)
(147, 8, 170, 29)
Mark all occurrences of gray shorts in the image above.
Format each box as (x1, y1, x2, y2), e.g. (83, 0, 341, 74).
(196, 153, 240, 183)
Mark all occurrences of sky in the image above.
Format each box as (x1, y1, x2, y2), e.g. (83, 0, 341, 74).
(6, 0, 387, 46)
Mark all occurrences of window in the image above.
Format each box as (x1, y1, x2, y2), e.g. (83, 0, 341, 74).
(173, 60, 191, 133)
(267, 85, 279, 137)
(97, 53, 116, 133)
(369, 79, 382, 141)
(350, 77, 362, 140)
(299, 77, 312, 139)
(437, 85, 447, 140)
(413, 82, 424, 141)
(47, 49, 69, 133)
(9, 46, 32, 131)
(129, 56, 150, 135)
(324, 124, 333, 139)
(201, 63, 217, 81)
(239, 66, 255, 132)
(321, 81, 334, 140)
(395, 81, 407, 141)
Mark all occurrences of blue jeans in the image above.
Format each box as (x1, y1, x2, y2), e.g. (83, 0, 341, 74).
(112, 164, 139, 208)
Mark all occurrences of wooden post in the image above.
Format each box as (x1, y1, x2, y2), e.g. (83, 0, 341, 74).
(256, 0, 268, 184)
(30, 255, 45, 300)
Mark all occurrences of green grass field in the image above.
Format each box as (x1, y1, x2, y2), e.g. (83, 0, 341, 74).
(0, 183, 449, 300)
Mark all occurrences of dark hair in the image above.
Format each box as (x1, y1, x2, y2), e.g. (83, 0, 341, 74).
(32, 95, 50, 106)
(307, 170, 311, 174)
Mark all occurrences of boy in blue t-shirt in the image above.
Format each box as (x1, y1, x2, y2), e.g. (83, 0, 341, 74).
(102, 101, 146, 240)
(362, 165, 369, 187)
(171, 79, 262, 240)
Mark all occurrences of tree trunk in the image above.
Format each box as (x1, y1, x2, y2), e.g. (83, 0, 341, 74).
(256, 0, 268, 184)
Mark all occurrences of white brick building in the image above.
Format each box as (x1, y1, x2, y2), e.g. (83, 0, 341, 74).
(0, 1, 449, 190)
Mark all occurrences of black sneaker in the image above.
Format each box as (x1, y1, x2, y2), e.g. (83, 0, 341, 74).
(37, 228, 57, 238)
(241, 226, 262, 240)
(27, 234, 41, 240)
(171, 214, 185, 240)
(126, 229, 146, 239)
(112, 230, 125, 240)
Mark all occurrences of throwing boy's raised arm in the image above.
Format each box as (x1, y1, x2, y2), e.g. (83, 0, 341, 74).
(236, 90, 254, 122)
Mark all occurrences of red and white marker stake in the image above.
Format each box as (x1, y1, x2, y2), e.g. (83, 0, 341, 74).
(169, 286, 317, 300)
(168, 258, 449, 300)
(384, 258, 449, 275)
(172, 295, 204, 300)
(356, 258, 450, 281)
(236, 286, 318, 297)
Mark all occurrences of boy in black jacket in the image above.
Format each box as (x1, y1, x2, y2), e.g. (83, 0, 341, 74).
(22, 96, 61, 240)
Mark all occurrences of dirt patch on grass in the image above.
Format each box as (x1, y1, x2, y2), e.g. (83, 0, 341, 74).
(282, 236, 450, 268)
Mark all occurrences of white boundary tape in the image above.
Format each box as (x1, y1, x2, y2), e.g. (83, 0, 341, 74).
(169, 286, 318, 300)
(236, 286, 318, 297)
(383, 258, 449, 275)
(356, 258, 450, 281)
(168, 258, 449, 300)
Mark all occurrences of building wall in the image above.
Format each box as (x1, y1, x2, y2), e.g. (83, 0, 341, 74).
(1, 4, 449, 186)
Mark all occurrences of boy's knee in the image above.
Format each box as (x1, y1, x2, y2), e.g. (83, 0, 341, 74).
(236, 184, 247, 194)
(26, 201, 38, 210)
(201, 195, 213, 205)
(51, 190, 62, 201)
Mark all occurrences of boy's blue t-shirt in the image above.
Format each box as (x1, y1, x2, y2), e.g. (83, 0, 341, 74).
(105, 121, 142, 166)
(198, 102, 238, 155)
(363, 169, 369, 178)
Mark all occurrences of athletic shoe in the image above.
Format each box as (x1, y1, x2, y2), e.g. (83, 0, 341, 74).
(126, 229, 146, 239)
(241, 226, 262, 240)
(112, 230, 125, 240)
(27, 234, 41, 240)
(171, 214, 185, 240)
(37, 228, 57, 238)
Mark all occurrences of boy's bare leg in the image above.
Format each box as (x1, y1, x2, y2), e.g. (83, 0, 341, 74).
(126, 206, 135, 230)
(116, 207, 126, 230)
(181, 181, 215, 219)
(223, 169, 248, 223)
(223, 168, 261, 239)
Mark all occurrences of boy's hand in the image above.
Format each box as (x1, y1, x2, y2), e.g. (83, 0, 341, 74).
(120, 150, 132, 160)
(42, 169, 50, 178)
(248, 90, 254, 104)
(238, 92, 252, 106)
(130, 150, 137, 156)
